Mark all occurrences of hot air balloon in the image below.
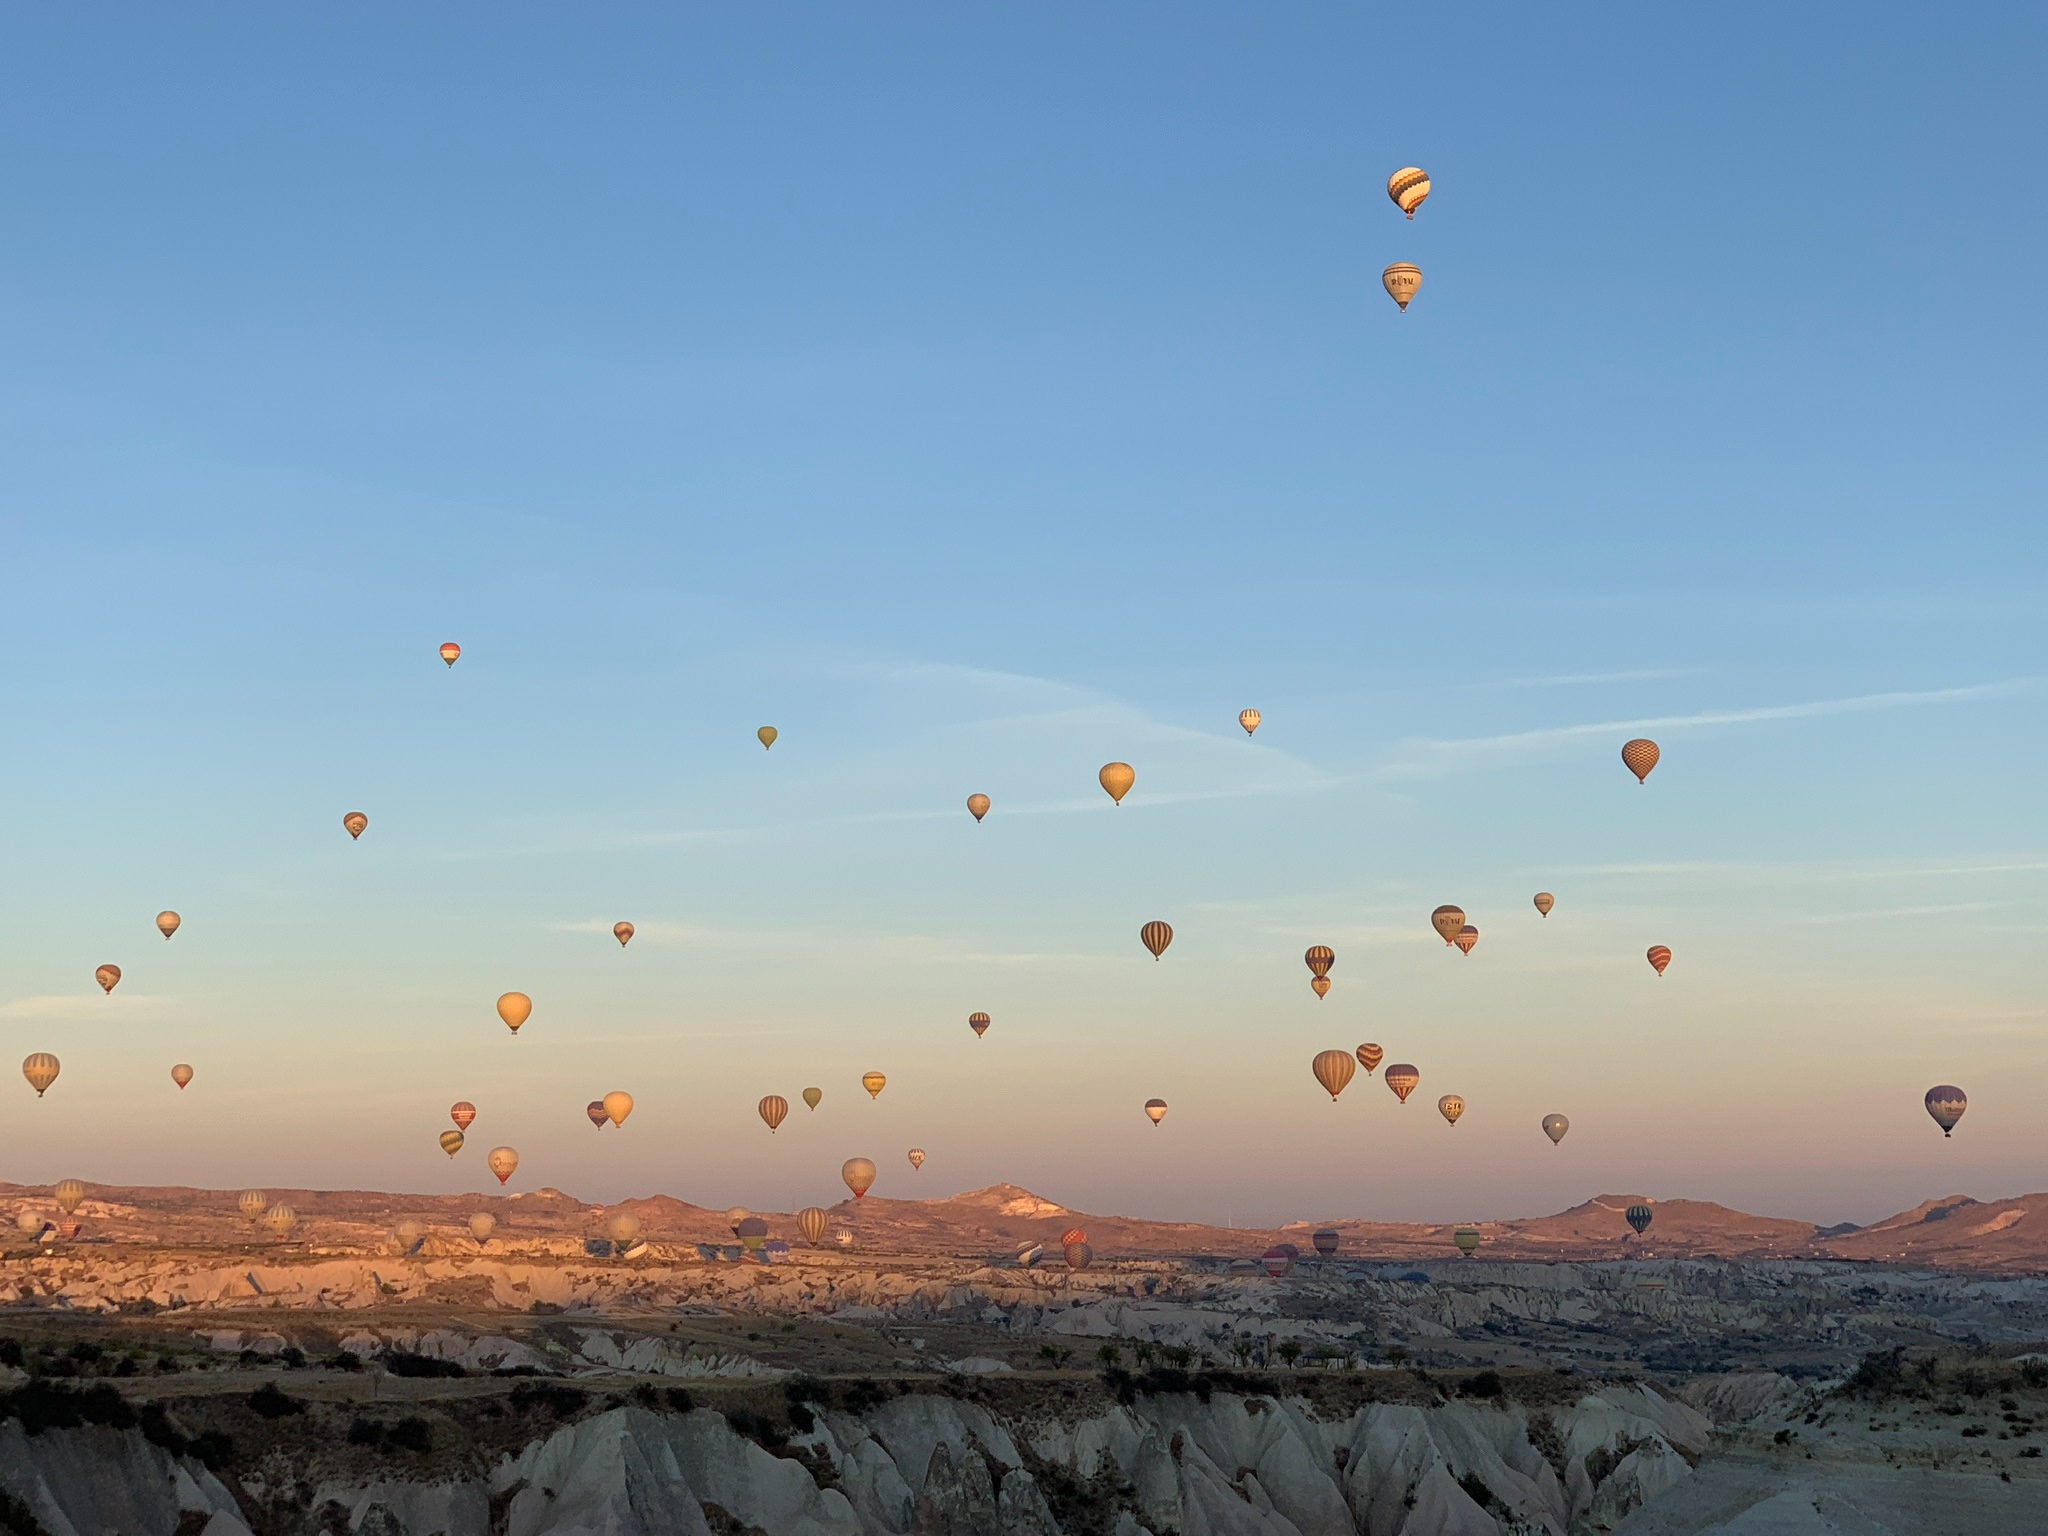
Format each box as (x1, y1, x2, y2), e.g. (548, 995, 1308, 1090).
(14, 1212, 43, 1238)
(603, 1091, 634, 1128)
(157, 911, 181, 940)
(451, 1102, 477, 1131)
(1239, 709, 1261, 737)
(841, 1158, 877, 1200)
(1356, 1043, 1384, 1075)
(1140, 921, 1173, 960)
(343, 812, 368, 839)
(1626, 1204, 1653, 1236)
(1385, 1064, 1419, 1104)
(95, 965, 121, 994)
(861, 1071, 887, 1100)
(395, 1219, 424, 1253)
(171, 1063, 194, 1090)
(1312, 1229, 1340, 1259)
(469, 1213, 496, 1245)
(1542, 1114, 1569, 1146)
(1387, 166, 1431, 218)
(1454, 925, 1479, 955)
(609, 1212, 644, 1247)
(496, 992, 532, 1034)
(1438, 1094, 1465, 1126)
(968, 1012, 991, 1038)
(440, 1130, 465, 1158)
(1304, 946, 1334, 979)
(967, 794, 990, 822)
(1622, 739, 1660, 783)
(1062, 1228, 1088, 1247)
(726, 1208, 750, 1234)
(1430, 906, 1465, 945)
(1312, 1049, 1357, 1101)
(586, 1101, 608, 1127)
(440, 642, 462, 667)
(264, 1203, 298, 1238)
(1534, 893, 1555, 918)
(757, 726, 778, 750)
(487, 1146, 519, 1185)
(1382, 263, 1423, 311)
(1925, 1086, 1967, 1137)
(1063, 1242, 1093, 1271)
(1646, 945, 1672, 977)
(1261, 1247, 1293, 1278)
(907, 1148, 926, 1171)
(1310, 976, 1331, 1000)
(1099, 762, 1135, 805)
(22, 1054, 59, 1097)
(239, 1190, 268, 1220)
(53, 1180, 84, 1215)
(614, 922, 634, 947)
(1144, 1098, 1168, 1125)
(759, 1095, 789, 1133)
(1454, 1226, 1481, 1257)
(1014, 1241, 1044, 1268)
(802, 1087, 822, 1110)
(798, 1206, 828, 1246)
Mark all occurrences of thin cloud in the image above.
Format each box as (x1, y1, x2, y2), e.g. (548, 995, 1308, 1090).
(1789, 902, 2000, 926)
(0, 994, 166, 1020)
(1504, 667, 1699, 689)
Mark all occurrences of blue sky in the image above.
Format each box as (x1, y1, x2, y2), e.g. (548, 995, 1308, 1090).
(1, 6, 2043, 1228)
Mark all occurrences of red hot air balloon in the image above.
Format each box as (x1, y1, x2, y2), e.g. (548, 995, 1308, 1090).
(1261, 1247, 1294, 1278)
(1454, 925, 1479, 955)
(1061, 1227, 1088, 1247)
(1646, 945, 1672, 977)
(451, 1102, 477, 1131)
(439, 642, 462, 667)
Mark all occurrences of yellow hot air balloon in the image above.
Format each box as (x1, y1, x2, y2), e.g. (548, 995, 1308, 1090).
(170, 1063, 194, 1090)
(1140, 921, 1173, 960)
(1099, 762, 1135, 805)
(1621, 738, 1660, 784)
(1239, 709, 1261, 737)
(1430, 906, 1465, 945)
(1533, 892, 1555, 917)
(1542, 1113, 1569, 1145)
(239, 1190, 268, 1220)
(496, 992, 533, 1034)
(487, 1146, 519, 1185)
(53, 1180, 85, 1215)
(1382, 263, 1422, 311)
(1311, 976, 1331, 1000)
(1646, 945, 1672, 977)
(757, 726, 778, 750)
(1387, 166, 1431, 218)
(1312, 1049, 1357, 1101)
(1304, 946, 1335, 978)
(842, 1157, 877, 1199)
(798, 1206, 828, 1246)
(395, 1219, 424, 1253)
(264, 1203, 298, 1238)
(608, 1212, 643, 1247)
(861, 1071, 887, 1100)
(1144, 1098, 1168, 1125)
(95, 965, 121, 994)
(759, 1095, 789, 1133)
(439, 641, 462, 667)
(613, 922, 634, 947)
(1356, 1043, 1383, 1075)
(22, 1054, 59, 1097)
(967, 794, 990, 822)
(802, 1087, 823, 1110)
(343, 811, 368, 839)
(156, 910, 181, 940)
(1438, 1094, 1466, 1126)
(1453, 1226, 1481, 1257)
(907, 1148, 926, 1171)
(440, 1130, 465, 1158)
(603, 1091, 634, 1127)
(468, 1212, 496, 1245)
(1454, 924, 1479, 955)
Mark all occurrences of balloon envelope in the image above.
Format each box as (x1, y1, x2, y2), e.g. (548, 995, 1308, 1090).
(1925, 1085, 1967, 1136)
(759, 1095, 789, 1133)
(609, 1213, 643, 1246)
(1622, 739, 1660, 783)
(1356, 1043, 1384, 1075)
(1061, 1228, 1088, 1247)
(1382, 262, 1423, 310)
(156, 911, 181, 939)
(1304, 946, 1334, 978)
(238, 1190, 268, 1220)
(1454, 925, 1479, 955)
(1385, 1064, 1419, 1104)
(968, 1012, 990, 1038)
(1261, 1247, 1293, 1278)
(343, 812, 368, 839)
(1312, 1229, 1340, 1258)
(907, 1148, 926, 1170)
(53, 1180, 85, 1214)
(440, 1130, 465, 1158)
(487, 1146, 519, 1185)
(603, 1091, 634, 1127)
(1144, 1098, 1168, 1125)
(1454, 1226, 1481, 1256)
(842, 1158, 877, 1199)
(1312, 1049, 1357, 1101)
(586, 1101, 608, 1127)
(395, 1220, 423, 1252)
(1387, 166, 1431, 217)
(797, 1206, 828, 1246)
(861, 1071, 887, 1099)
(1238, 709, 1261, 736)
(613, 922, 634, 947)
(170, 1063, 193, 1089)
(1310, 975, 1331, 999)
(451, 1102, 477, 1131)
(1098, 762, 1135, 804)
(1140, 921, 1173, 960)
(468, 1213, 495, 1244)
(1542, 1114, 1569, 1145)
(1064, 1241, 1093, 1271)
(726, 1207, 750, 1234)
(95, 965, 121, 994)
(1534, 892, 1555, 917)
(1430, 906, 1465, 945)
(802, 1087, 822, 1110)
(1646, 946, 1672, 976)
(757, 726, 778, 750)
(1626, 1204, 1654, 1235)
(264, 1203, 297, 1237)
(1438, 1095, 1466, 1126)
(22, 1053, 59, 1097)
(440, 642, 461, 667)
(966, 794, 990, 822)
(496, 992, 533, 1033)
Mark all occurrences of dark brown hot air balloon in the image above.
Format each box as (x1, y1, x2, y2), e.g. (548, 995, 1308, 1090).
(613, 922, 634, 947)
(968, 1012, 990, 1038)
(1063, 1241, 1093, 1271)
(1304, 946, 1334, 978)
(586, 1101, 608, 1127)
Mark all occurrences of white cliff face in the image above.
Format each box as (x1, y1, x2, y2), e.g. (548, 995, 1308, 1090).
(0, 1419, 253, 1536)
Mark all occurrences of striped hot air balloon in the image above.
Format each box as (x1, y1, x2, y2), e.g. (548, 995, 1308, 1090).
(1382, 263, 1423, 311)
(759, 1095, 789, 1133)
(1261, 1246, 1294, 1278)
(53, 1180, 85, 1214)
(1438, 1095, 1465, 1126)
(1312, 1230, 1339, 1259)
(1454, 1226, 1481, 1257)
(1238, 709, 1261, 737)
(156, 910, 181, 939)
(1626, 1204, 1654, 1235)
(1924, 1086, 1967, 1137)
(1542, 1114, 1569, 1145)
(1143, 1098, 1168, 1125)
(968, 1012, 991, 1038)
(22, 1054, 59, 1097)
(798, 1206, 828, 1246)
(1140, 921, 1173, 960)
(1099, 762, 1135, 804)
(239, 1191, 268, 1220)
(1385, 1064, 1420, 1104)
(1454, 925, 1479, 955)
(451, 1102, 476, 1131)
(439, 1130, 465, 1158)
(1431, 906, 1465, 945)
(1312, 1049, 1357, 1101)
(264, 1203, 298, 1238)
(1534, 892, 1555, 917)
(1356, 1043, 1384, 1075)
(1646, 945, 1672, 977)
(1622, 739, 1660, 783)
(1387, 166, 1431, 218)
(439, 642, 462, 667)
(1304, 946, 1335, 979)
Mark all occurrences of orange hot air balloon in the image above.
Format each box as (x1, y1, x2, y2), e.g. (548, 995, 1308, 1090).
(797, 1206, 828, 1246)
(156, 911, 181, 940)
(1438, 1094, 1465, 1126)
(1144, 1098, 1168, 1125)
(613, 922, 634, 947)
(1533, 892, 1555, 917)
(1454, 925, 1479, 955)
(1646, 945, 1672, 977)
(95, 965, 121, 994)
(1099, 762, 1135, 804)
(439, 642, 462, 667)
(802, 1087, 822, 1110)
(603, 1091, 634, 1127)
(440, 1130, 465, 1158)
(967, 794, 990, 822)
(1387, 166, 1432, 218)
(1356, 1043, 1384, 1075)
(759, 1095, 789, 1133)
(1311, 976, 1332, 1000)
(1382, 263, 1423, 311)
(968, 1012, 991, 1038)
(1622, 738, 1660, 783)
(496, 992, 532, 1034)
(907, 1148, 926, 1171)
(1061, 1227, 1088, 1247)
(1312, 1049, 1357, 1101)
(861, 1071, 887, 1100)
(170, 1063, 193, 1090)
(1430, 906, 1465, 945)
(1239, 709, 1261, 737)
(841, 1157, 877, 1199)
(586, 1100, 608, 1127)
(451, 1102, 477, 1131)
(1140, 921, 1174, 960)
(757, 726, 778, 750)
(1304, 946, 1335, 979)
(487, 1146, 519, 1185)
(22, 1054, 59, 1097)
(1385, 1064, 1420, 1104)
(343, 812, 368, 839)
